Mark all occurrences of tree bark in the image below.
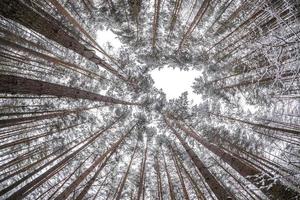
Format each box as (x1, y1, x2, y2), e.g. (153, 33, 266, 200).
(54, 123, 136, 200)
(0, 0, 129, 83)
(152, 0, 161, 49)
(75, 150, 115, 200)
(2, 117, 121, 199)
(210, 112, 300, 135)
(136, 140, 148, 200)
(177, 155, 206, 200)
(178, 0, 211, 50)
(162, 151, 176, 200)
(0, 38, 107, 82)
(170, 146, 190, 200)
(164, 116, 233, 200)
(114, 141, 138, 199)
(173, 117, 300, 199)
(0, 74, 140, 106)
(154, 155, 163, 200)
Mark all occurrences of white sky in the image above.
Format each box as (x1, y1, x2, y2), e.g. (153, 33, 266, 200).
(150, 68, 202, 104)
(96, 30, 203, 104)
(95, 29, 122, 57)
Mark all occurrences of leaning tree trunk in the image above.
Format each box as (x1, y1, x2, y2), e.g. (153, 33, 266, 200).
(75, 150, 114, 200)
(162, 151, 176, 200)
(136, 140, 148, 200)
(170, 146, 190, 200)
(0, 74, 140, 106)
(114, 141, 138, 199)
(209, 112, 300, 136)
(54, 124, 136, 200)
(48, 0, 120, 68)
(178, 0, 211, 50)
(0, 38, 107, 82)
(0, 106, 95, 129)
(0, 0, 129, 83)
(164, 117, 234, 200)
(91, 165, 116, 200)
(154, 155, 163, 200)
(169, 0, 183, 34)
(2, 117, 122, 199)
(0, 111, 68, 129)
(0, 123, 82, 151)
(173, 118, 300, 199)
(152, 0, 161, 49)
(176, 155, 206, 200)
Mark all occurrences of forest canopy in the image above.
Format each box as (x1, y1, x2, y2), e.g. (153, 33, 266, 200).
(0, 0, 299, 199)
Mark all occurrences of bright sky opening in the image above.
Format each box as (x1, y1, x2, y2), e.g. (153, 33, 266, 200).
(151, 67, 202, 104)
(95, 29, 122, 57)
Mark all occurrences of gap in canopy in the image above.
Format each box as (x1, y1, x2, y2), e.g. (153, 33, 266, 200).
(150, 67, 203, 104)
(95, 29, 122, 57)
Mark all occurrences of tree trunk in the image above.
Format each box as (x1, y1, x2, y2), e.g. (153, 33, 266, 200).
(136, 140, 148, 200)
(48, 152, 95, 199)
(0, 110, 73, 129)
(210, 112, 300, 135)
(178, 0, 211, 50)
(0, 38, 108, 82)
(173, 118, 300, 199)
(154, 155, 163, 200)
(75, 150, 114, 200)
(169, 0, 183, 34)
(54, 124, 136, 200)
(177, 155, 206, 200)
(152, 0, 161, 49)
(164, 117, 233, 200)
(0, 0, 129, 83)
(0, 74, 140, 106)
(162, 151, 176, 200)
(2, 117, 121, 199)
(49, 0, 120, 68)
(171, 147, 190, 200)
(114, 141, 138, 199)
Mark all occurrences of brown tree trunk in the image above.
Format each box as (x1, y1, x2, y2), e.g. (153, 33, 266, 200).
(0, 27, 51, 54)
(210, 112, 300, 135)
(206, 0, 234, 34)
(0, 110, 75, 129)
(0, 38, 108, 82)
(152, 0, 161, 49)
(164, 117, 233, 200)
(0, 74, 140, 106)
(136, 140, 148, 200)
(212, 157, 262, 200)
(178, 0, 211, 50)
(75, 150, 115, 200)
(49, 0, 121, 68)
(176, 155, 206, 200)
(48, 152, 95, 199)
(173, 118, 300, 199)
(155, 155, 163, 200)
(162, 151, 176, 200)
(170, 146, 190, 200)
(0, 123, 81, 150)
(91, 169, 113, 200)
(0, 0, 129, 83)
(114, 141, 138, 199)
(1, 117, 121, 199)
(169, 0, 183, 34)
(54, 124, 136, 200)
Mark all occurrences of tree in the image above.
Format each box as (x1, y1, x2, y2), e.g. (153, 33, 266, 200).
(0, 74, 140, 106)
(164, 116, 234, 200)
(0, 0, 299, 199)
